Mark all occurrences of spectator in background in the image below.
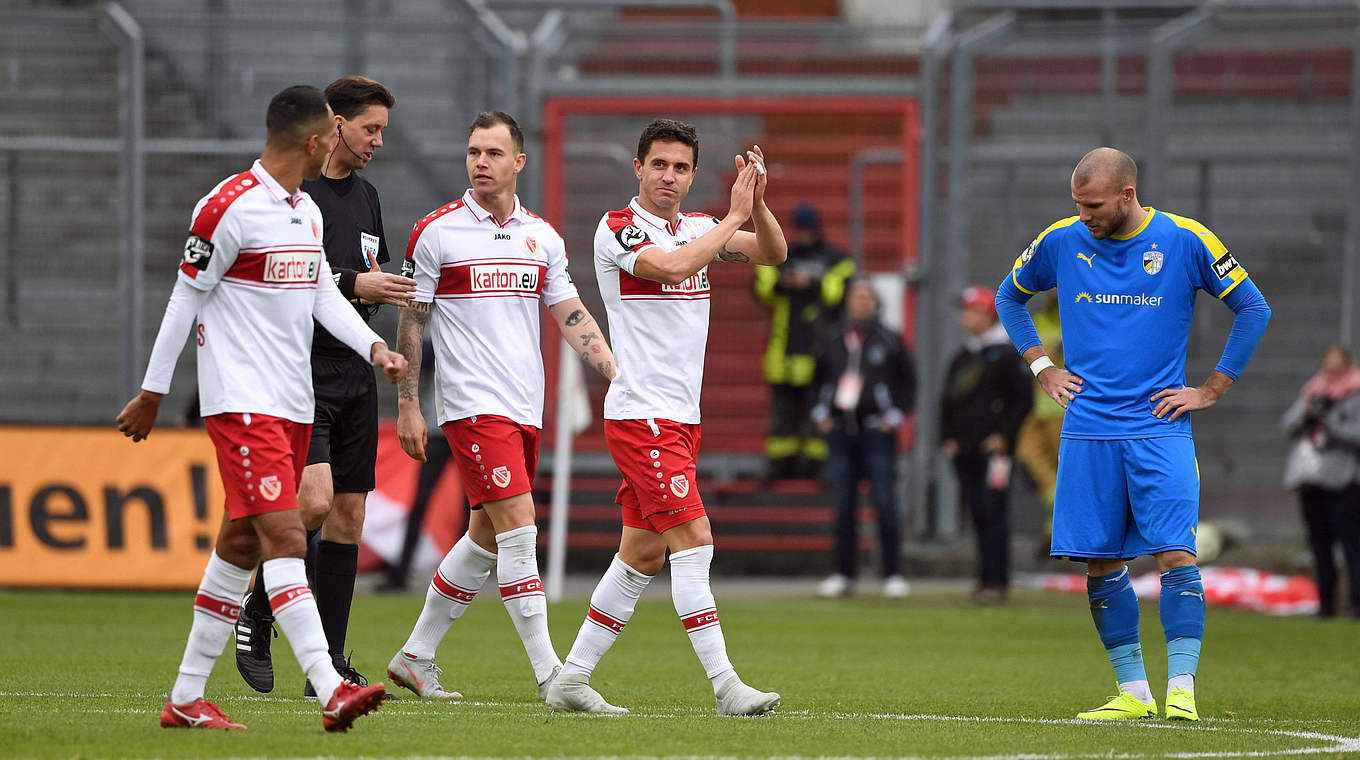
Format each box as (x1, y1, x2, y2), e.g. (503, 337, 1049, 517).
(811, 278, 915, 598)
(755, 203, 856, 481)
(1282, 345, 1360, 618)
(940, 286, 1032, 604)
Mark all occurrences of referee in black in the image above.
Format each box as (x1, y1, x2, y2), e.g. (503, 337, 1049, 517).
(235, 76, 415, 696)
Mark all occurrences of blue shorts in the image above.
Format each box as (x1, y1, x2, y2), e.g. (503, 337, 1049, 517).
(1051, 437, 1199, 560)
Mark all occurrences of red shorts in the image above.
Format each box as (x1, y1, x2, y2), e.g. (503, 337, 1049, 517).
(442, 415, 540, 507)
(204, 413, 311, 520)
(604, 418, 706, 533)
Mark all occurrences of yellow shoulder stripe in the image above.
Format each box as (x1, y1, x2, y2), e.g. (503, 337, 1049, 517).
(1008, 216, 1076, 296)
(1163, 211, 1228, 258)
(1034, 215, 1080, 246)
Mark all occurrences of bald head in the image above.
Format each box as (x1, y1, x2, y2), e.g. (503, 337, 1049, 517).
(1072, 147, 1137, 194)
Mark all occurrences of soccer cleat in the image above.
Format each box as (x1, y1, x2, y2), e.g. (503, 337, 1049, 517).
(715, 678, 781, 716)
(1076, 690, 1157, 720)
(160, 698, 247, 730)
(234, 593, 276, 693)
(538, 664, 561, 701)
(883, 575, 911, 598)
(544, 672, 629, 714)
(386, 651, 462, 699)
(817, 574, 851, 598)
(321, 680, 386, 733)
(1165, 687, 1199, 721)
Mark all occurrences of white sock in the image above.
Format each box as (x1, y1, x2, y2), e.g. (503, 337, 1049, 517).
(264, 557, 342, 702)
(1168, 674, 1195, 693)
(170, 552, 252, 704)
(561, 554, 654, 678)
(669, 544, 737, 692)
(495, 525, 561, 683)
(402, 535, 498, 659)
(1120, 679, 1154, 704)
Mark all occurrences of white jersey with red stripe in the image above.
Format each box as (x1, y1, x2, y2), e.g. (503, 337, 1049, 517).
(594, 197, 720, 424)
(171, 160, 379, 423)
(404, 189, 577, 428)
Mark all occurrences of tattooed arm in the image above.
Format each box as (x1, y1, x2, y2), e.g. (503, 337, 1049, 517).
(395, 301, 431, 461)
(549, 298, 617, 381)
(721, 145, 787, 266)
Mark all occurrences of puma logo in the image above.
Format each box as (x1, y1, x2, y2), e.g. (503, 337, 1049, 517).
(1077, 252, 1096, 267)
(1179, 590, 1205, 601)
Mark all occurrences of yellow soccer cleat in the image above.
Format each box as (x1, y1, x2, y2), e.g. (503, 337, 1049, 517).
(1076, 690, 1157, 720)
(1164, 687, 1199, 721)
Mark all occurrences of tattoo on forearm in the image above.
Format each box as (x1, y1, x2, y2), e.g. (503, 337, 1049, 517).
(581, 331, 598, 346)
(396, 306, 429, 403)
(718, 246, 750, 263)
(565, 309, 584, 326)
(595, 360, 613, 379)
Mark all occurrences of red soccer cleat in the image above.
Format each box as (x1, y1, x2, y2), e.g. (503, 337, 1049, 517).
(322, 680, 386, 732)
(160, 698, 247, 730)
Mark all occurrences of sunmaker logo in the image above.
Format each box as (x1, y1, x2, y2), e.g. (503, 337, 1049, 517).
(1074, 291, 1163, 307)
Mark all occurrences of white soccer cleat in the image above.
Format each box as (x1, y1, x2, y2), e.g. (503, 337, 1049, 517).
(817, 573, 851, 598)
(883, 575, 911, 598)
(715, 678, 780, 716)
(538, 665, 561, 701)
(545, 672, 628, 714)
(386, 651, 463, 700)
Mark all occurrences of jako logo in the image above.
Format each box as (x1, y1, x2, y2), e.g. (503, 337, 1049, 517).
(471, 265, 540, 292)
(1075, 291, 1163, 307)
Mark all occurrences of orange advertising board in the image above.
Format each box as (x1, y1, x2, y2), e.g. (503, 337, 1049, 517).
(0, 426, 224, 589)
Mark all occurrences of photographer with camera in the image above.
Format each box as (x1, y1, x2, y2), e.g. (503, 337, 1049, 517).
(1282, 345, 1360, 618)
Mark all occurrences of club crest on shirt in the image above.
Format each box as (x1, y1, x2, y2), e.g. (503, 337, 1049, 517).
(492, 466, 512, 489)
(311, 218, 322, 241)
(669, 474, 690, 498)
(258, 475, 282, 502)
(525, 236, 538, 255)
(1142, 248, 1163, 275)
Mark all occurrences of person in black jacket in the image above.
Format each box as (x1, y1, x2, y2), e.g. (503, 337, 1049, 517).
(810, 278, 916, 597)
(940, 286, 1033, 603)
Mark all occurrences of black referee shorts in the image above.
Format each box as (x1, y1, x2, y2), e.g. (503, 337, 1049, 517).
(307, 353, 379, 493)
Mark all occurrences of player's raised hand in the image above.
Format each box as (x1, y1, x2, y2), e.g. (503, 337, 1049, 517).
(726, 160, 758, 222)
(371, 343, 409, 383)
(116, 390, 163, 442)
(1037, 366, 1083, 409)
(397, 408, 428, 462)
(355, 271, 418, 306)
(1151, 385, 1219, 422)
(743, 144, 768, 205)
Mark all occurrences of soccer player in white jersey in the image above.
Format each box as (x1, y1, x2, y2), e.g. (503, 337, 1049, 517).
(385, 111, 616, 701)
(116, 85, 406, 732)
(546, 118, 788, 716)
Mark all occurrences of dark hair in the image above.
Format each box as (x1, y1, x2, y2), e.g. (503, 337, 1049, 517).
(325, 75, 395, 120)
(636, 118, 699, 166)
(469, 111, 523, 153)
(1322, 344, 1354, 367)
(265, 85, 330, 143)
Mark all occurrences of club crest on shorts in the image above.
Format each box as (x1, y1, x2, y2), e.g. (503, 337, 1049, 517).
(492, 466, 512, 489)
(669, 474, 690, 498)
(258, 475, 282, 502)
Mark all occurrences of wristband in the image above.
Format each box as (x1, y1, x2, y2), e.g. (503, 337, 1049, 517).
(1029, 355, 1055, 376)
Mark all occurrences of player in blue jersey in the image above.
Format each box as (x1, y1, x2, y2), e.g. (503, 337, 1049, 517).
(995, 148, 1271, 722)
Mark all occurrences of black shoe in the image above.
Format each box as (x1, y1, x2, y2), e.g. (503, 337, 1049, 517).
(305, 654, 401, 700)
(234, 593, 276, 693)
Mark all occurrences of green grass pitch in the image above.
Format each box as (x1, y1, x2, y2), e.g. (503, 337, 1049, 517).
(2, 586, 1358, 758)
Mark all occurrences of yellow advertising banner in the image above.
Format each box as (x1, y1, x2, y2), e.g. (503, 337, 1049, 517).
(0, 426, 224, 589)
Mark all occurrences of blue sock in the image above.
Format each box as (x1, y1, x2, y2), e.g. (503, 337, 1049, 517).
(1088, 567, 1146, 686)
(1159, 565, 1205, 680)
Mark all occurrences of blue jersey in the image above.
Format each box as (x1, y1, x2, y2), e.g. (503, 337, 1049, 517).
(1007, 208, 1252, 439)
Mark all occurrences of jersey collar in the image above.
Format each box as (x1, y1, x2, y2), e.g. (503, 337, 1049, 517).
(463, 189, 524, 227)
(629, 197, 681, 236)
(250, 159, 306, 208)
(1109, 207, 1156, 240)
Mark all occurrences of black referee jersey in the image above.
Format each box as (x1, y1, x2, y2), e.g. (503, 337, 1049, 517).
(302, 170, 391, 361)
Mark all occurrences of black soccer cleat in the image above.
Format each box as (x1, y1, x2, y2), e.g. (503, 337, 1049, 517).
(234, 592, 277, 693)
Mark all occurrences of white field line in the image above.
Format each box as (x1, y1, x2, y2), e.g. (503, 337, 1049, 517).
(2, 692, 1357, 760)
